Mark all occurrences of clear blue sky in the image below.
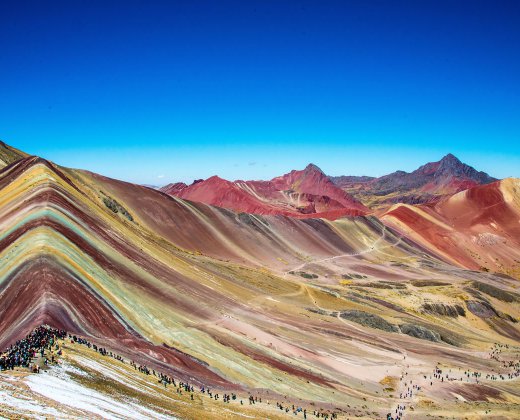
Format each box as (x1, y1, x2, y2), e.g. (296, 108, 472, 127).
(1, 0, 519, 184)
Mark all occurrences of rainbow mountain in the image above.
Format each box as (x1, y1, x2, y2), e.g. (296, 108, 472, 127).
(1, 142, 520, 419)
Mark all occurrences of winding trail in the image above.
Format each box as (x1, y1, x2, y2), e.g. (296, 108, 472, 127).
(282, 226, 404, 278)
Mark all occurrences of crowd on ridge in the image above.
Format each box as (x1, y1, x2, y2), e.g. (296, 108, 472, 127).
(1, 325, 339, 419)
(3, 327, 520, 419)
(0, 326, 66, 372)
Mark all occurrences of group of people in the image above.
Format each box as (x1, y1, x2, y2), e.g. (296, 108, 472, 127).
(73, 331, 340, 418)
(398, 380, 420, 400)
(6, 326, 519, 420)
(273, 403, 336, 419)
(487, 343, 520, 381)
(1, 325, 339, 419)
(0, 326, 66, 371)
(430, 343, 520, 386)
(389, 377, 421, 420)
(387, 342, 520, 420)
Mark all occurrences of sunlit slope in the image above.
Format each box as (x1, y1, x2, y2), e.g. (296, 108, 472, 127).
(382, 178, 520, 278)
(0, 156, 426, 411)
(0, 140, 28, 168)
(160, 163, 368, 219)
(1, 155, 519, 418)
(76, 167, 419, 270)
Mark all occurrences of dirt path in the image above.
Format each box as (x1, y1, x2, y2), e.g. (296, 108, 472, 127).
(282, 226, 404, 278)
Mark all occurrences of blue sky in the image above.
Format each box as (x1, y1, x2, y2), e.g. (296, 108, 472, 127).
(1, 0, 519, 184)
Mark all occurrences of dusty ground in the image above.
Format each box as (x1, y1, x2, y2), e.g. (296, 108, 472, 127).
(1, 158, 520, 419)
(1, 339, 295, 419)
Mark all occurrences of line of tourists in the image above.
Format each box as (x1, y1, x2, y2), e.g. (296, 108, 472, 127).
(1, 325, 339, 419)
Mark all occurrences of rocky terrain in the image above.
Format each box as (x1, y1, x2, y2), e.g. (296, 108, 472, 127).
(331, 153, 497, 208)
(160, 163, 368, 219)
(161, 154, 497, 216)
(1, 141, 519, 419)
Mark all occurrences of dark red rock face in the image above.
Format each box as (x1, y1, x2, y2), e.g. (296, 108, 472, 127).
(160, 164, 368, 219)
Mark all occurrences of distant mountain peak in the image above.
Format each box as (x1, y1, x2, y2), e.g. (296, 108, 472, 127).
(304, 163, 324, 173)
(206, 175, 226, 182)
(438, 153, 464, 170)
(331, 153, 497, 208)
(435, 154, 495, 184)
(159, 182, 188, 195)
(160, 162, 367, 218)
(441, 153, 460, 162)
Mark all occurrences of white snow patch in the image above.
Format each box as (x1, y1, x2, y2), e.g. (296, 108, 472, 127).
(0, 385, 62, 418)
(25, 362, 177, 419)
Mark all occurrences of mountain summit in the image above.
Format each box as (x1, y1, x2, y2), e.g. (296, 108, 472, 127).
(0, 140, 29, 169)
(433, 153, 495, 184)
(1, 141, 520, 420)
(162, 154, 497, 215)
(161, 164, 368, 219)
(331, 154, 497, 208)
(304, 163, 325, 174)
